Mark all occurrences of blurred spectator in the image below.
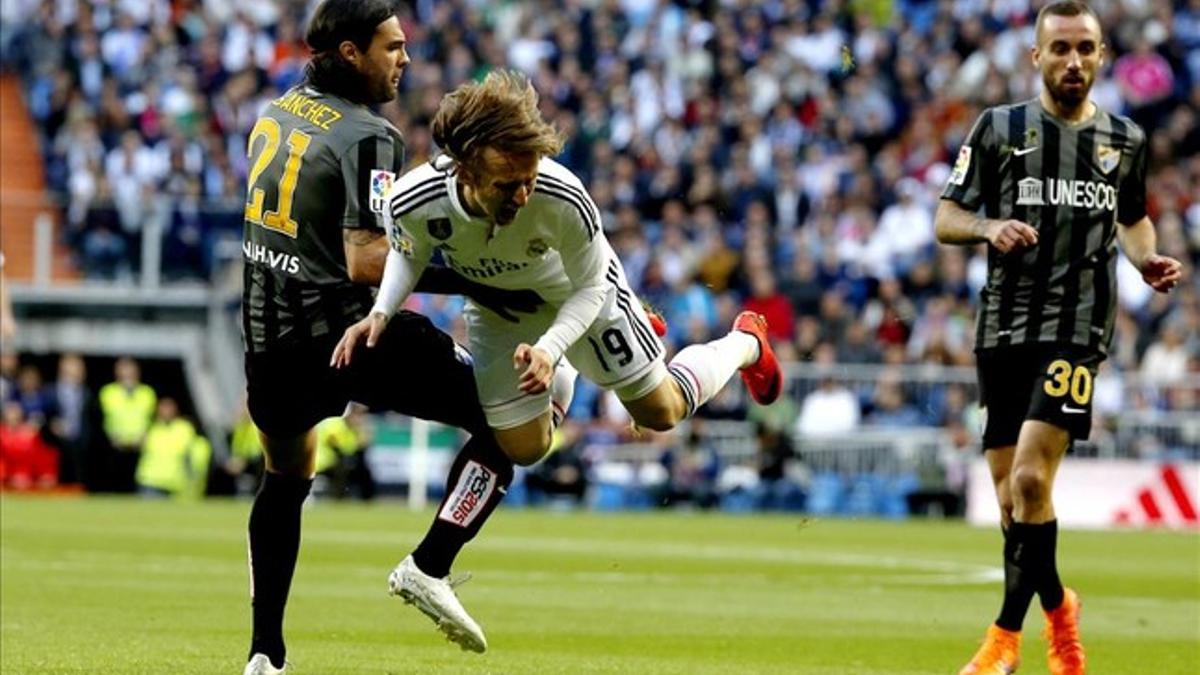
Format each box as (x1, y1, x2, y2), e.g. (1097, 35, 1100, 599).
(871, 177, 934, 276)
(136, 397, 210, 499)
(221, 398, 265, 496)
(1113, 38, 1175, 115)
(796, 375, 861, 437)
(1140, 320, 1192, 384)
(839, 320, 882, 364)
(48, 354, 98, 486)
(98, 357, 156, 492)
(315, 406, 375, 501)
(742, 269, 795, 344)
(525, 420, 589, 505)
(867, 373, 924, 428)
(0, 400, 59, 489)
(779, 252, 824, 318)
(654, 424, 720, 509)
(12, 364, 55, 426)
(751, 421, 803, 511)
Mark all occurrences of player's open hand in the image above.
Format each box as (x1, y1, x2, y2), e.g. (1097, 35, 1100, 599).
(331, 312, 390, 368)
(986, 219, 1039, 254)
(1139, 254, 1183, 293)
(514, 343, 554, 394)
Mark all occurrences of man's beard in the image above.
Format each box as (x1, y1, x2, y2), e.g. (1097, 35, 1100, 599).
(371, 76, 398, 104)
(1045, 71, 1091, 108)
(361, 69, 395, 105)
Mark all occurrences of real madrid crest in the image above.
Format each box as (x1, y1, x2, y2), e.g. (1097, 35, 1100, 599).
(526, 238, 548, 258)
(1096, 145, 1120, 174)
(427, 218, 453, 240)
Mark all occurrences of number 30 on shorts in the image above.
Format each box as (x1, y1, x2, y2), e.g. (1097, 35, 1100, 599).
(1043, 359, 1093, 405)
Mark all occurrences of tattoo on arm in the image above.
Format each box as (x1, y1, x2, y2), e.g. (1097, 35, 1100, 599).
(344, 229, 384, 247)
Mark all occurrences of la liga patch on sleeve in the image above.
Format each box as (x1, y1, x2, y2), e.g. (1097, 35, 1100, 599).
(948, 146, 971, 186)
(369, 169, 396, 214)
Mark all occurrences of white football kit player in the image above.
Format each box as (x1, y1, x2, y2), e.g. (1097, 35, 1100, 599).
(374, 157, 666, 429)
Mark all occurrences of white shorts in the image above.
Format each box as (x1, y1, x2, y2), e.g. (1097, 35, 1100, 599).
(467, 280, 666, 430)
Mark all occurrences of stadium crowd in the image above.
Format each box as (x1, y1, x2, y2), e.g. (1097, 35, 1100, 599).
(2, 0, 1198, 505)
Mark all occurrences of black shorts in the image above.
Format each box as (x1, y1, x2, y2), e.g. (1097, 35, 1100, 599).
(245, 311, 489, 439)
(976, 343, 1105, 449)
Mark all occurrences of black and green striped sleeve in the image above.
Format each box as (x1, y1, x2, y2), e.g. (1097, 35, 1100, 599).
(941, 110, 994, 211)
(340, 129, 405, 231)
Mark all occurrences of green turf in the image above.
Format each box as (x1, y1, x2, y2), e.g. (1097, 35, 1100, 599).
(1, 495, 1197, 674)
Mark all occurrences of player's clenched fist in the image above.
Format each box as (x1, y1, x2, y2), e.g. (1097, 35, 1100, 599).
(985, 219, 1039, 254)
(331, 311, 390, 368)
(514, 343, 554, 394)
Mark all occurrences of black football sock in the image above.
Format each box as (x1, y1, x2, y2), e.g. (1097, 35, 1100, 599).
(995, 521, 1039, 632)
(248, 471, 313, 668)
(411, 436, 514, 578)
(1033, 520, 1064, 610)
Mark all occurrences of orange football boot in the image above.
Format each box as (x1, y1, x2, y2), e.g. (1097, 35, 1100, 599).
(640, 300, 667, 337)
(1043, 588, 1085, 674)
(732, 311, 783, 405)
(960, 624, 1021, 675)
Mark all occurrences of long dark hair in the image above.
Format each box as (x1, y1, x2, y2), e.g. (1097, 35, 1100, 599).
(302, 0, 397, 103)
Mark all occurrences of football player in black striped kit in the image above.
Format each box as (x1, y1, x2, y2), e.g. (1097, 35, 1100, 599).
(936, 2, 1183, 673)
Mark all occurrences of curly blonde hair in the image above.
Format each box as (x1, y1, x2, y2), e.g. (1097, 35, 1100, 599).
(430, 70, 565, 171)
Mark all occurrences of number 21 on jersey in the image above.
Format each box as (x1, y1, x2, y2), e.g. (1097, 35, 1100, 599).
(245, 117, 311, 238)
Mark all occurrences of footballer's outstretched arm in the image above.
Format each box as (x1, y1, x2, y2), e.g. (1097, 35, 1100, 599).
(372, 246, 428, 318)
(516, 205, 608, 394)
(530, 211, 608, 365)
(332, 241, 429, 368)
(345, 229, 544, 321)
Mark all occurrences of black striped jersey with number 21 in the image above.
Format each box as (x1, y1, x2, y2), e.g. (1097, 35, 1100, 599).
(241, 85, 403, 351)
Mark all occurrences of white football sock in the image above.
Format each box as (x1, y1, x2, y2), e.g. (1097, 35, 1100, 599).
(666, 332, 758, 416)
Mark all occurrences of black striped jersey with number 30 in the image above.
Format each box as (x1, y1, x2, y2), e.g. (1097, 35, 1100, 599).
(941, 98, 1148, 354)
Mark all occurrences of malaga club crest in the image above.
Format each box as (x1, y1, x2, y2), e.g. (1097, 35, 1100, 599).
(1097, 145, 1120, 174)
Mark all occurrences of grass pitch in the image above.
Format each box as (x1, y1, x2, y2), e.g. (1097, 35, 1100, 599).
(1, 495, 1197, 674)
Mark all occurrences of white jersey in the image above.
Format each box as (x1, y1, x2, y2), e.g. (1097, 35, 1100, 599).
(373, 156, 666, 429)
(375, 157, 613, 363)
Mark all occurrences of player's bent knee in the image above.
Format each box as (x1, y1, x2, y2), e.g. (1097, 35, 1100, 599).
(1010, 465, 1049, 505)
(504, 443, 551, 467)
(631, 407, 678, 432)
(624, 385, 688, 432)
(493, 420, 554, 467)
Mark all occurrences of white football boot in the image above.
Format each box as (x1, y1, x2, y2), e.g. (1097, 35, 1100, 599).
(243, 654, 286, 675)
(388, 555, 487, 653)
